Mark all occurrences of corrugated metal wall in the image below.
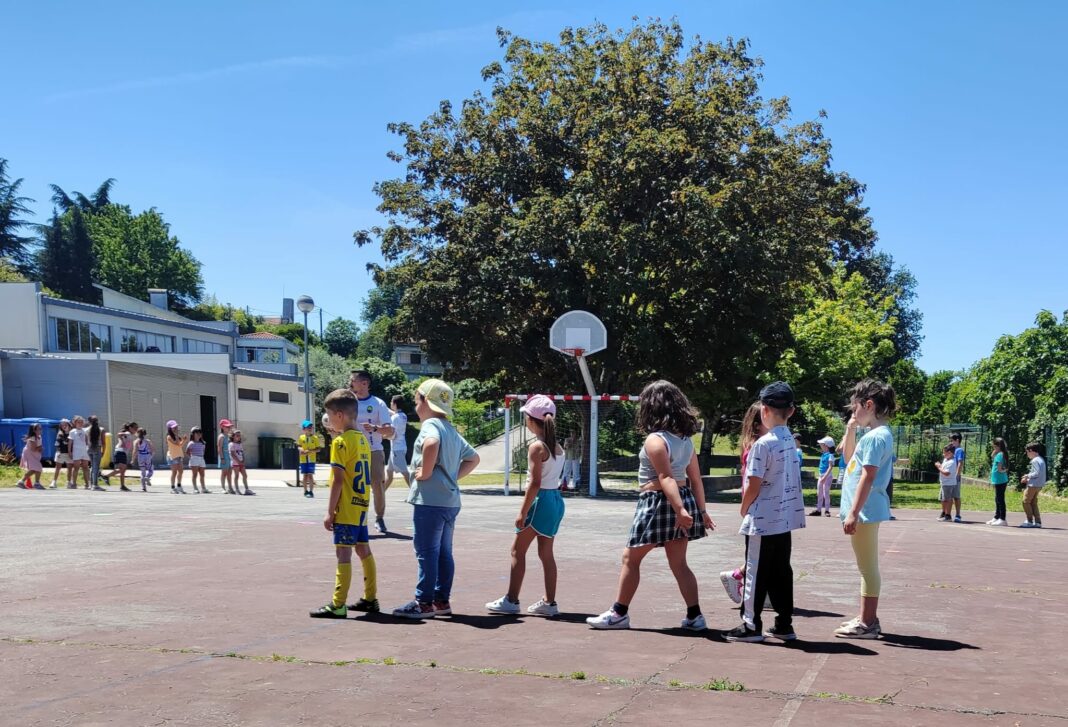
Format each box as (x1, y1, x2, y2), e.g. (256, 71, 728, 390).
(108, 361, 230, 465)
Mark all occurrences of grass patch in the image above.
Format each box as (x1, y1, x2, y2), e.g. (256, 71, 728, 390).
(381, 656, 397, 665)
(570, 671, 586, 680)
(0, 465, 26, 488)
(703, 677, 745, 692)
(271, 653, 298, 663)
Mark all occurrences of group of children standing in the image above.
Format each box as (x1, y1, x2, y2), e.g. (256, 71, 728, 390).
(937, 434, 1048, 528)
(305, 375, 898, 643)
(15, 417, 253, 495)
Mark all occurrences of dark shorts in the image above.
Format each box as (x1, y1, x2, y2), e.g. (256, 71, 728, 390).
(299, 462, 316, 475)
(334, 523, 370, 546)
(112, 451, 128, 465)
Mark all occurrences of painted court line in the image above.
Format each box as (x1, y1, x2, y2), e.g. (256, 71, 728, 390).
(773, 653, 829, 727)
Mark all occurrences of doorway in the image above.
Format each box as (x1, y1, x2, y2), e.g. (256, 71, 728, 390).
(200, 395, 218, 464)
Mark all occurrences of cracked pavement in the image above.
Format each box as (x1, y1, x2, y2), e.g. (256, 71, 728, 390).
(2, 485, 1066, 725)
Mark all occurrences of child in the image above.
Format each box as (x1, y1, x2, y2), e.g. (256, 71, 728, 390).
(309, 389, 380, 618)
(486, 394, 566, 617)
(935, 444, 960, 522)
(69, 415, 90, 489)
(51, 419, 73, 489)
(385, 395, 411, 490)
(228, 430, 254, 495)
(166, 421, 187, 494)
(1019, 442, 1047, 529)
(950, 433, 965, 486)
(217, 419, 233, 494)
(587, 380, 714, 631)
(87, 416, 109, 490)
(19, 424, 44, 489)
(794, 433, 804, 468)
(298, 419, 323, 498)
(725, 382, 805, 643)
(835, 379, 897, 640)
(720, 401, 765, 605)
(186, 427, 209, 494)
(811, 436, 835, 517)
(103, 422, 136, 492)
(392, 379, 480, 619)
(560, 433, 581, 490)
(987, 437, 1010, 526)
(135, 429, 154, 491)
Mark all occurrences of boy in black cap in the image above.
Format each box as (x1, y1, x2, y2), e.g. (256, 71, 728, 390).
(725, 381, 806, 643)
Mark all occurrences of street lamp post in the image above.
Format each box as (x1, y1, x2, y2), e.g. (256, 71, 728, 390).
(297, 295, 315, 421)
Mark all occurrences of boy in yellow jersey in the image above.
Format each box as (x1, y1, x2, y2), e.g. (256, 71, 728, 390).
(297, 419, 324, 498)
(309, 389, 380, 618)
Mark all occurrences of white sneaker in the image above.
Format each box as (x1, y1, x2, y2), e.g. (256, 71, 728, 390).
(526, 599, 559, 617)
(586, 609, 630, 630)
(1019, 522, 1036, 529)
(719, 570, 743, 604)
(681, 614, 706, 631)
(985, 518, 997, 525)
(485, 596, 521, 615)
(995, 519, 1008, 526)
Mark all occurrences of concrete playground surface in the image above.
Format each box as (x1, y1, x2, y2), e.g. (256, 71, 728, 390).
(1, 477, 1066, 726)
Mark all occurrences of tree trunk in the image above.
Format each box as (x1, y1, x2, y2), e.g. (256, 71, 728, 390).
(699, 414, 718, 474)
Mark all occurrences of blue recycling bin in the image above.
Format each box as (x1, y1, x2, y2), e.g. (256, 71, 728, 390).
(7, 418, 62, 463)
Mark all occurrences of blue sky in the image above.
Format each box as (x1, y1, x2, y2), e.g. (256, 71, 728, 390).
(5, 1, 1066, 373)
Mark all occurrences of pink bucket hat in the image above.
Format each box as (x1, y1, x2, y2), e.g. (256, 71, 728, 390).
(166, 420, 178, 429)
(520, 394, 556, 420)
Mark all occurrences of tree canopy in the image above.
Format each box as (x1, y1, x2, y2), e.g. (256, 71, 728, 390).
(323, 317, 361, 358)
(0, 158, 35, 269)
(357, 20, 883, 421)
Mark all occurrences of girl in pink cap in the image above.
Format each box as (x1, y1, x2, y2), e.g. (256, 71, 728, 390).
(486, 394, 566, 617)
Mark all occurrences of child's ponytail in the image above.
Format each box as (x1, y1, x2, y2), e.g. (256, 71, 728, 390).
(542, 413, 558, 459)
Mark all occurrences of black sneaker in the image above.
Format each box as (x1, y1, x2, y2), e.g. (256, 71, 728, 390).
(764, 625, 797, 641)
(349, 598, 380, 613)
(723, 624, 765, 643)
(309, 604, 348, 619)
(376, 517, 387, 534)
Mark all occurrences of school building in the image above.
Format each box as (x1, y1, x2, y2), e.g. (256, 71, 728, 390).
(0, 282, 304, 466)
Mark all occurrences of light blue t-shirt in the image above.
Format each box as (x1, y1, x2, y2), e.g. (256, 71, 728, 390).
(407, 417, 476, 509)
(839, 425, 894, 524)
(818, 452, 835, 475)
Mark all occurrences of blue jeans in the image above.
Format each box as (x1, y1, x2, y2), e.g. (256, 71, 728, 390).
(412, 504, 460, 603)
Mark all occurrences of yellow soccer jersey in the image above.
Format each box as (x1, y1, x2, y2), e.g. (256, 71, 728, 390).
(331, 429, 372, 526)
(298, 433, 324, 464)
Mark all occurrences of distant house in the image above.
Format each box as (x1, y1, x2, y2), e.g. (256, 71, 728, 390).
(0, 282, 304, 467)
(391, 342, 443, 381)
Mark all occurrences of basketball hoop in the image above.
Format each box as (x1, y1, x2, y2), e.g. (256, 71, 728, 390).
(560, 347, 585, 358)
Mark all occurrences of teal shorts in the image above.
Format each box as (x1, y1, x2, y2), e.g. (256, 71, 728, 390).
(518, 489, 565, 537)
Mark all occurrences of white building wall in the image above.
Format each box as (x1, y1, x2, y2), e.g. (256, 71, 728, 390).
(233, 373, 302, 467)
(60, 352, 231, 376)
(0, 283, 45, 351)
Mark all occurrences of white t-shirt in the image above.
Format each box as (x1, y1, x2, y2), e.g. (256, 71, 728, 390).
(69, 427, 89, 460)
(390, 411, 408, 453)
(938, 457, 958, 487)
(741, 425, 806, 536)
(356, 395, 391, 452)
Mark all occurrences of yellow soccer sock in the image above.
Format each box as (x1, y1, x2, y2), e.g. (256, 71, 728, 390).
(332, 562, 353, 608)
(361, 554, 378, 601)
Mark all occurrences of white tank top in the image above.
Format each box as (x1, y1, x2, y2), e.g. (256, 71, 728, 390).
(528, 444, 565, 490)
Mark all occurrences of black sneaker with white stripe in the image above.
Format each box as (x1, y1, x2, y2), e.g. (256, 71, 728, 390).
(723, 624, 764, 643)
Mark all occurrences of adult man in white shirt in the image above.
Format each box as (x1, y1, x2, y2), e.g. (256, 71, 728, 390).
(349, 370, 395, 533)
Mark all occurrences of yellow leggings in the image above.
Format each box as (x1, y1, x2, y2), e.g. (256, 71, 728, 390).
(850, 522, 881, 597)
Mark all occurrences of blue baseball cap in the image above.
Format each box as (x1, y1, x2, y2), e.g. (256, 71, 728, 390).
(301, 419, 313, 428)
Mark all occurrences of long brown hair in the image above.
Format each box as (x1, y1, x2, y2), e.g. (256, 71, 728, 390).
(636, 380, 700, 437)
(530, 413, 558, 459)
(739, 402, 764, 456)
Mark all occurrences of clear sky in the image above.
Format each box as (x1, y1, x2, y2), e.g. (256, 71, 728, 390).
(5, 1, 1066, 372)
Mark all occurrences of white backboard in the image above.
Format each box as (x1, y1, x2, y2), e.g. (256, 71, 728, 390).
(549, 310, 607, 356)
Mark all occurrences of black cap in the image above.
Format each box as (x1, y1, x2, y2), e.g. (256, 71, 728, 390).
(759, 381, 795, 408)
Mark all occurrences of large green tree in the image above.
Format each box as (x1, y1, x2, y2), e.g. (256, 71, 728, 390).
(323, 317, 361, 358)
(0, 158, 35, 269)
(34, 181, 112, 302)
(357, 21, 878, 446)
(87, 204, 203, 307)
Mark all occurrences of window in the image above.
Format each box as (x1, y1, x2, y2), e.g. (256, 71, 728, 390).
(50, 317, 111, 353)
(119, 328, 175, 353)
(409, 353, 422, 365)
(242, 347, 281, 364)
(269, 391, 290, 404)
(184, 338, 229, 353)
(238, 388, 261, 401)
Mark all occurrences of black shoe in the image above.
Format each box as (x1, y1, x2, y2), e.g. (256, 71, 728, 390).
(309, 604, 348, 619)
(308, 490, 314, 498)
(102, 475, 110, 485)
(764, 625, 797, 641)
(723, 624, 764, 643)
(120, 485, 132, 492)
(349, 598, 380, 613)
(375, 517, 387, 534)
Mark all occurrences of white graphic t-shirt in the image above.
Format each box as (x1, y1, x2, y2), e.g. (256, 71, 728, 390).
(356, 395, 391, 452)
(741, 425, 806, 536)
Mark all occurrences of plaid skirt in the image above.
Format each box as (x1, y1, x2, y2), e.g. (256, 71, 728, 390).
(627, 486, 706, 547)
